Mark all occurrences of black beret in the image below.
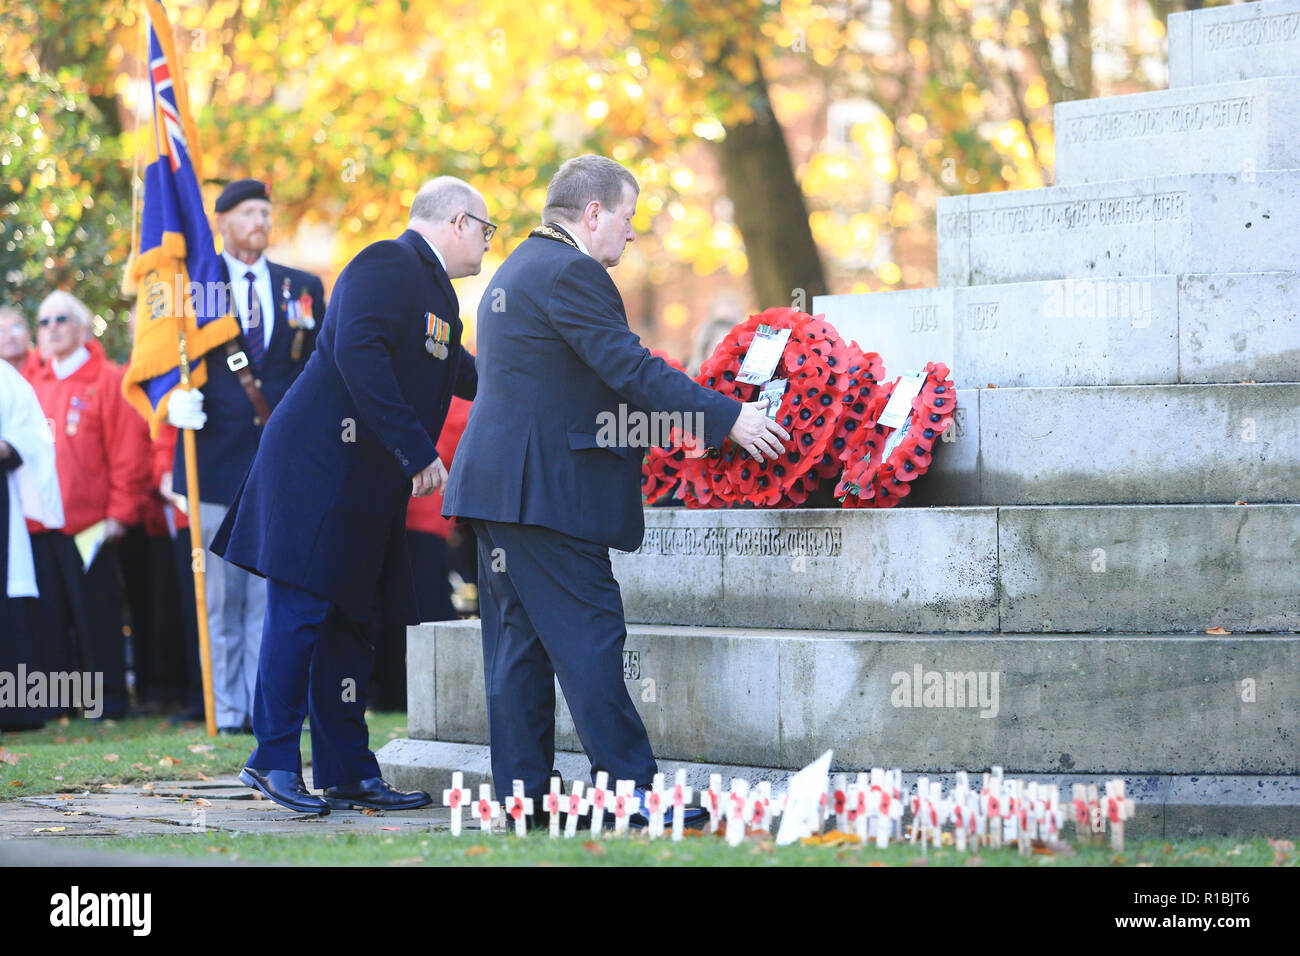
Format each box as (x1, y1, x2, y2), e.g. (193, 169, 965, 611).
(215, 179, 271, 213)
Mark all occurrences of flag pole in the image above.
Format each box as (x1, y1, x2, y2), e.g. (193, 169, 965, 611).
(175, 331, 217, 738)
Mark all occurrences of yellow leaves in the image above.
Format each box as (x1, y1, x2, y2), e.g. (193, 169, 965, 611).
(1024, 79, 1049, 111)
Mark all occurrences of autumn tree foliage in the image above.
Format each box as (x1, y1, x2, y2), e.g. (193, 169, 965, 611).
(3, 0, 1187, 359)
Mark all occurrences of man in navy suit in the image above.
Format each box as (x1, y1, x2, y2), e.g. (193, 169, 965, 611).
(162, 178, 325, 733)
(212, 177, 487, 813)
(442, 155, 787, 827)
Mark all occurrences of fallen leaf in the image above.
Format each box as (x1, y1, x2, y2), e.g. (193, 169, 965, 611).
(9, 781, 23, 787)
(194, 798, 211, 807)
(207, 846, 228, 853)
(387, 856, 424, 866)
(581, 841, 606, 856)
(195, 772, 212, 781)
(751, 841, 774, 853)
(380, 826, 400, 831)
(464, 845, 490, 857)
(360, 808, 377, 816)
(1234, 500, 1247, 506)
(866, 860, 889, 867)
(909, 858, 928, 866)
(187, 744, 214, 754)
(158, 755, 181, 766)
(32, 827, 66, 833)
(963, 855, 984, 866)
(0, 749, 23, 766)
(1205, 626, 1232, 634)
(1267, 839, 1294, 852)
(55, 794, 74, 801)
(103, 753, 120, 763)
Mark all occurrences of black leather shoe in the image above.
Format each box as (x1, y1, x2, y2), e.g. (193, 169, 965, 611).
(322, 776, 432, 811)
(239, 767, 329, 814)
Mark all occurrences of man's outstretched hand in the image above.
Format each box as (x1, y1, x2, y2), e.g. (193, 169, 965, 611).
(411, 457, 447, 497)
(728, 400, 791, 461)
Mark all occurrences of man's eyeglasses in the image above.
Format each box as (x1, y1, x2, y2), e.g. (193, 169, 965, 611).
(453, 211, 497, 242)
(37, 314, 71, 328)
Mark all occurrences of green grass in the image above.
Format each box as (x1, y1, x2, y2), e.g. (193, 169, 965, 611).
(0, 711, 410, 797)
(60, 831, 1299, 867)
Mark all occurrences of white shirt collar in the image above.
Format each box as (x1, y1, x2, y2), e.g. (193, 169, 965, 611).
(549, 223, 590, 258)
(52, 344, 90, 381)
(223, 251, 269, 281)
(420, 234, 448, 274)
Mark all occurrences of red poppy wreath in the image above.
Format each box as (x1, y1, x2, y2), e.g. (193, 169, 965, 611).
(642, 308, 887, 508)
(834, 362, 957, 508)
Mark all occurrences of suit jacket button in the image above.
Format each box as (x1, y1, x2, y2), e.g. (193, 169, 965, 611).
(253, 416, 263, 426)
(254, 378, 263, 388)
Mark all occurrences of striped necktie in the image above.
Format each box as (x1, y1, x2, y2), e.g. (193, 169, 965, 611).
(244, 270, 265, 369)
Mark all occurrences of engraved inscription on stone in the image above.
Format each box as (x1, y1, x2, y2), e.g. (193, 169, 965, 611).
(967, 301, 999, 332)
(967, 192, 1187, 237)
(1202, 12, 1299, 50)
(623, 650, 641, 680)
(634, 526, 844, 557)
(909, 305, 939, 333)
(1060, 97, 1255, 144)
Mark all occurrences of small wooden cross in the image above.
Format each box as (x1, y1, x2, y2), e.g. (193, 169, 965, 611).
(563, 780, 588, 839)
(1015, 780, 1032, 856)
(474, 783, 499, 835)
(756, 780, 776, 832)
(725, 778, 749, 847)
(611, 779, 641, 837)
(910, 775, 929, 845)
(442, 771, 472, 837)
(588, 771, 612, 835)
(542, 777, 563, 839)
(644, 773, 668, 839)
(700, 773, 723, 834)
(868, 768, 889, 848)
(669, 770, 693, 843)
(1105, 779, 1136, 853)
(952, 772, 970, 852)
(847, 773, 869, 844)
(506, 780, 534, 838)
(1071, 783, 1093, 845)
(927, 780, 945, 850)
(832, 773, 849, 833)
(1088, 783, 1105, 839)
(986, 767, 1005, 849)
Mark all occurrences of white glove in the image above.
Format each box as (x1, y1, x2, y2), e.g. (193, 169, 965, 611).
(167, 388, 207, 430)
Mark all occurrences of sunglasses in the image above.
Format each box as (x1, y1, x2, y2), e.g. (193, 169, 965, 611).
(453, 211, 497, 242)
(37, 314, 72, 328)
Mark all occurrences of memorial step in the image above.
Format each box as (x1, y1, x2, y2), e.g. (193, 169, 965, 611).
(937, 170, 1297, 286)
(375, 739, 1300, 839)
(1168, 0, 1300, 88)
(402, 622, 1300, 775)
(602, 505, 1299, 633)
(916, 382, 1300, 507)
(813, 271, 1300, 387)
(1054, 75, 1300, 185)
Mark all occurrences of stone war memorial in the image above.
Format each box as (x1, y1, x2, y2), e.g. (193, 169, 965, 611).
(380, 0, 1300, 838)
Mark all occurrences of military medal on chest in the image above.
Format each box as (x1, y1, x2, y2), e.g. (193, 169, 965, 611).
(284, 277, 315, 361)
(425, 311, 450, 360)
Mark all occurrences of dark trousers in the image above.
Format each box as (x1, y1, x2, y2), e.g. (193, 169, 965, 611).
(248, 578, 380, 790)
(28, 532, 128, 719)
(122, 529, 188, 710)
(0, 597, 45, 731)
(472, 519, 656, 801)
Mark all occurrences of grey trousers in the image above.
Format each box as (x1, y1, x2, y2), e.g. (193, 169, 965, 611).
(198, 501, 267, 729)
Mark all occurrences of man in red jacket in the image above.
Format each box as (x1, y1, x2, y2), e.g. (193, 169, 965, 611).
(26, 290, 151, 719)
